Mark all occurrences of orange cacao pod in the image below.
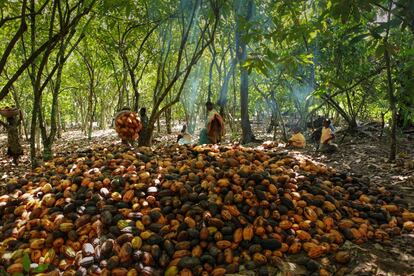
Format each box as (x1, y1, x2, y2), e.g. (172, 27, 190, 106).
(243, 224, 254, 241)
(296, 230, 311, 241)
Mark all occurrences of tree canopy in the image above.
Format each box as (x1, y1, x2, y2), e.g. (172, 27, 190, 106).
(0, 0, 413, 163)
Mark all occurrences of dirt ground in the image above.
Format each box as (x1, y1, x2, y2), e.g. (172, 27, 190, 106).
(0, 123, 413, 275)
(296, 134, 414, 276)
(255, 125, 414, 276)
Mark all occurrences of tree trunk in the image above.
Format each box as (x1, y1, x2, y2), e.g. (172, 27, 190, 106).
(384, 0, 396, 161)
(217, 59, 236, 110)
(165, 107, 172, 134)
(0, 0, 28, 76)
(133, 90, 140, 113)
(208, 48, 216, 102)
(348, 118, 358, 131)
(117, 88, 124, 111)
(29, 93, 41, 168)
(236, 0, 255, 144)
(41, 49, 65, 160)
(122, 58, 129, 108)
(10, 85, 29, 141)
(140, 122, 155, 146)
(385, 47, 397, 161)
(40, 87, 59, 160)
(87, 88, 94, 140)
(1, 115, 23, 164)
(276, 103, 287, 142)
(380, 111, 386, 138)
(0, 0, 96, 101)
(142, 0, 218, 146)
(57, 103, 62, 139)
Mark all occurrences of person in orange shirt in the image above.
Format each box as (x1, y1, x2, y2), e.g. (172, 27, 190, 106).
(319, 118, 338, 153)
(287, 127, 306, 148)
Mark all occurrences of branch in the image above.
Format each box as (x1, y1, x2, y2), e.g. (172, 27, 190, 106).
(131, 22, 160, 71)
(38, 32, 84, 94)
(0, 0, 96, 101)
(372, 2, 408, 28)
(0, 0, 28, 76)
(307, 66, 386, 119)
(0, 0, 49, 28)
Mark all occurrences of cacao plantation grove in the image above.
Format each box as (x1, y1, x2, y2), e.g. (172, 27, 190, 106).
(0, 0, 413, 275)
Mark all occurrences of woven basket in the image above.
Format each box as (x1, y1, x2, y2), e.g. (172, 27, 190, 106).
(0, 108, 19, 118)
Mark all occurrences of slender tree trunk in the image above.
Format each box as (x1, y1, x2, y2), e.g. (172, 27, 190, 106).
(40, 88, 59, 160)
(208, 48, 216, 102)
(133, 91, 140, 113)
(87, 88, 94, 140)
(141, 122, 155, 146)
(99, 98, 106, 129)
(384, 0, 396, 161)
(218, 59, 236, 110)
(117, 88, 124, 111)
(236, 0, 255, 144)
(385, 47, 397, 161)
(238, 44, 255, 143)
(0, 0, 96, 101)
(165, 107, 172, 134)
(122, 58, 129, 108)
(380, 112, 386, 138)
(230, 66, 237, 133)
(30, 95, 41, 168)
(41, 58, 63, 160)
(0, 0, 27, 76)
(142, 0, 218, 146)
(1, 116, 23, 164)
(276, 103, 287, 141)
(57, 102, 62, 138)
(10, 86, 29, 140)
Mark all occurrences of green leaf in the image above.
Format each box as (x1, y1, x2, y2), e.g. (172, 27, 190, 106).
(375, 44, 385, 58)
(327, 0, 332, 9)
(308, 31, 318, 41)
(384, 41, 397, 55)
(33, 263, 49, 273)
(311, 89, 327, 98)
(258, 64, 270, 77)
(371, 18, 403, 34)
(242, 59, 252, 69)
(353, 8, 361, 21)
(297, 53, 314, 65)
(370, 29, 382, 39)
(349, 33, 370, 44)
(22, 253, 30, 272)
(331, 79, 347, 89)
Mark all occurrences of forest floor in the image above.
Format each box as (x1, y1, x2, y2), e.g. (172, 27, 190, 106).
(0, 123, 413, 275)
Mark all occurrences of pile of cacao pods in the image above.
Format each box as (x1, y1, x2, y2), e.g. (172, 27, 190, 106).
(114, 111, 142, 141)
(0, 143, 413, 276)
